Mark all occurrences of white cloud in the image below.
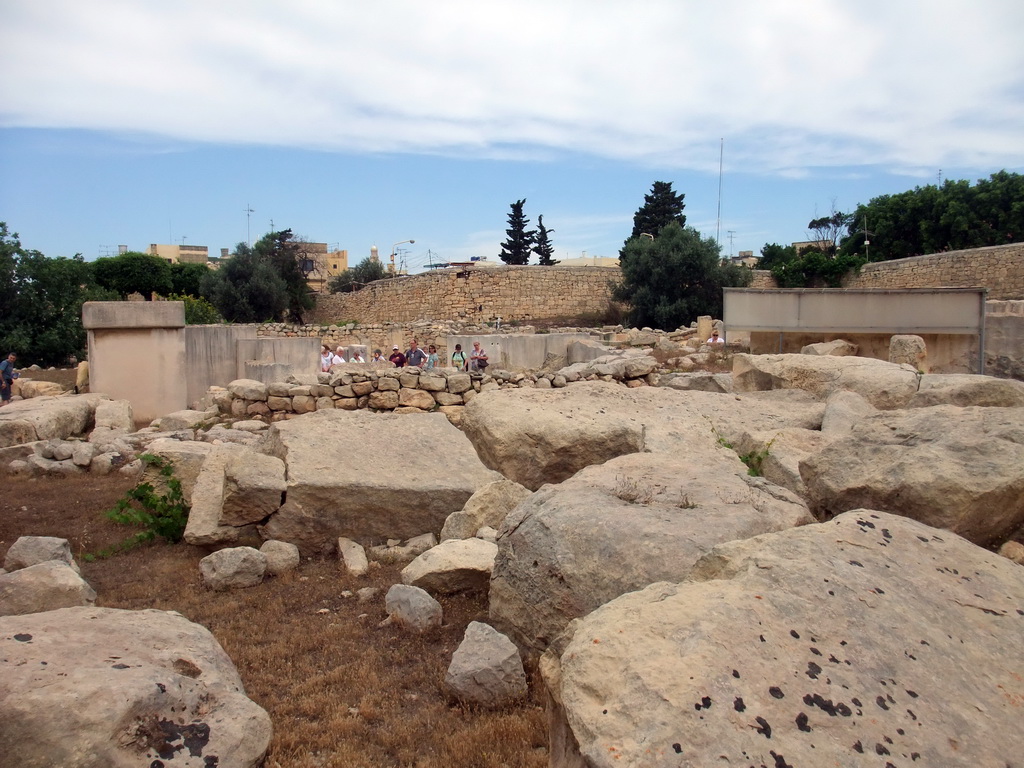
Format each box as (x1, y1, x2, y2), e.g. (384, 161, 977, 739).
(2, 0, 1022, 173)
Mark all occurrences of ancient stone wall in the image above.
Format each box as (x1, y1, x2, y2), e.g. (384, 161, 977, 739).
(749, 242, 1024, 299)
(312, 266, 620, 325)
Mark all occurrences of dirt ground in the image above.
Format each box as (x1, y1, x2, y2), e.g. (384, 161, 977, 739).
(13, 366, 80, 391)
(0, 473, 548, 768)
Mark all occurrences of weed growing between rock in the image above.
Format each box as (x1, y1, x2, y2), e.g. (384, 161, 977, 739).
(87, 454, 190, 559)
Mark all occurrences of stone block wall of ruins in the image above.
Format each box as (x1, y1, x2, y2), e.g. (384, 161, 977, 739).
(749, 242, 1024, 299)
(311, 265, 621, 325)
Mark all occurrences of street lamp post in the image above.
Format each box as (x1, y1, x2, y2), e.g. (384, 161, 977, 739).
(390, 239, 415, 274)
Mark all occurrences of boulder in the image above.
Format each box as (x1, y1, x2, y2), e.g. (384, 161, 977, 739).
(3, 535, 80, 574)
(384, 584, 442, 632)
(889, 333, 927, 370)
(199, 547, 266, 591)
(732, 353, 920, 409)
(156, 409, 211, 431)
(93, 399, 134, 431)
(544, 510, 1024, 768)
(732, 427, 831, 499)
(260, 410, 501, 553)
(819, 389, 876, 435)
(401, 538, 498, 595)
(227, 379, 268, 401)
(801, 405, 1024, 547)
(800, 339, 858, 356)
(0, 606, 272, 767)
(221, 450, 286, 526)
(337, 537, 369, 577)
(445, 622, 528, 708)
(142, 438, 214, 503)
(183, 444, 249, 547)
(0, 395, 95, 449)
(659, 371, 733, 393)
(0, 561, 96, 615)
(440, 477, 533, 541)
(909, 373, 1024, 408)
(259, 540, 300, 575)
(490, 452, 812, 654)
(998, 540, 1024, 565)
(16, 379, 65, 398)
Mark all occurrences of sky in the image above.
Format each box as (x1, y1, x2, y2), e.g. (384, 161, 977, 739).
(1, 0, 1022, 272)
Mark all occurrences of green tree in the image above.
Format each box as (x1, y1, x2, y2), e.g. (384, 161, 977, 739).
(93, 252, 174, 298)
(629, 181, 686, 241)
(328, 257, 388, 293)
(533, 215, 558, 265)
(758, 242, 797, 271)
(613, 222, 750, 329)
(806, 206, 853, 256)
(839, 171, 1024, 261)
(253, 229, 314, 323)
(200, 243, 289, 323)
(0, 223, 116, 366)
(170, 262, 210, 297)
(167, 294, 222, 324)
(498, 199, 535, 265)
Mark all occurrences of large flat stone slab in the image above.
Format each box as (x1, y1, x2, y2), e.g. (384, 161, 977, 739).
(545, 510, 1024, 768)
(0, 394, 100, 449)
(261, 410, 502, 553)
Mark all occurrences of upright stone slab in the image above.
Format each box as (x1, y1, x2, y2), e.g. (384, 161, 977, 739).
(260, 410, 502, 554)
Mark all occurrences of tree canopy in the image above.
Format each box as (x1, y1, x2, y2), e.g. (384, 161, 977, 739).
(533, 215, 558, 266)
(839, 171, 1024, 261)
(93, 251, 174, 299)
(328, 256, 388, 293)
(200, 242, 290, 323)
(170, 262, 211, 297)
(613, 222, 750, 329)
(499, 199, 535, 265)
(629, 181, 686, 241)
(0, 222, 117, 366)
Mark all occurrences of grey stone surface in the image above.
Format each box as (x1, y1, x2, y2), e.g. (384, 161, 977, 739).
(401, 538, 498, 595)
(3, 535, 80, 574)
(259, 539, 300, 575)
(0, 561, 96, 616)
(445, 621, 528, 708)
(441, 477, 533, 541)
(384, 583, 442, 632)
(260, 410, 501, 554)
(199, 546, 267, 591)
(490, 451, 812, 654)
(544, 510, 1024, 768)
(801, 405, 1024, 547)
(0, 606, 272, 767)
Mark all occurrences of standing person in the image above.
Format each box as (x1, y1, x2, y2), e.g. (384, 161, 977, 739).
(469, 341, 489, 371)
(451, 343, 467, 370)
(332, 346, 347, 366)
(425, 344, 439, 370)
(371, 349, 385, 364)
(405, 339, 427, 368)
(389, 345, 407, 367)
(0, 352, 18, 407)
(320, 345, 333, 372)
(350, 350, 365, 363)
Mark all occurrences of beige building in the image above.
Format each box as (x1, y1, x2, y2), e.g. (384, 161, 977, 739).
(298, 242, 348, 293)
(147, 243, 210, 265)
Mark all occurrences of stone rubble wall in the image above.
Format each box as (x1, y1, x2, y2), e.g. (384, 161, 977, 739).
(749, 241, 1024, 299)
(310, 266, 622, 326)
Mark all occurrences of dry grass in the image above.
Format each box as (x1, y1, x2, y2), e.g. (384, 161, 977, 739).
(0, 474, 548, 768)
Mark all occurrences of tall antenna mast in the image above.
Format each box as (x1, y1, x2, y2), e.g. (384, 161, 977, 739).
(244, 204, 255, 246)
(716, 138, 724, 246)
(727, 230, 736, 258)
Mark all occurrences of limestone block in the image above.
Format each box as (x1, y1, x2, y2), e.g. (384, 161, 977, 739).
(385, 584, 442, 632)
(445, 622, 528, 708)
(260, 540, 300, 575)
(398, 388, 435, 410)
(0, 562, 96, 616)
(369, 390, 399, 410)
(889, 334, 927, 371)
(337, 537, 369, 576)
(199, 547, 266, 591)
(221, 450, 286, 526)
(227, 379, 268, 401)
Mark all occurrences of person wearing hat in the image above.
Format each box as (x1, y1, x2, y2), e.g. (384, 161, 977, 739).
(388, 345, 407, 367)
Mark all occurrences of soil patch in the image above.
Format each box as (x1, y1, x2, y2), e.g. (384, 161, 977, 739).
(0, 473, 547, 768)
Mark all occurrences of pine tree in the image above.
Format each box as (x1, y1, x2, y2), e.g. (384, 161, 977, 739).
(499, 199, 535, 265)
(533, 215, 558, 265)
(629, 181, 687, 240)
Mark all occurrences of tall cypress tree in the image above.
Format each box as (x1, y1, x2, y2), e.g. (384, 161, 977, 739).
(499, 199, 535, 265)
(629, 181, 687, 240)
(533, 215, 558, 265)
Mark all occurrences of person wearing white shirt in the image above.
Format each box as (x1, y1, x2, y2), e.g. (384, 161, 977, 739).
(332, 346, 347, 365)
(707, 330, 725, 344)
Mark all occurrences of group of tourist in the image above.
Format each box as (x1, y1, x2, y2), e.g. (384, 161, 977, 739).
(319, 340, 489, 372)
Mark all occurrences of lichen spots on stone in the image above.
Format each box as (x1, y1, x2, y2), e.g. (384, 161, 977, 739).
(769, 686, 785, 699)
(805, 661, 822, 680)
(753, 716, 772, 738)
(13, 633, 32, 642)
(795, 712, 812, 732)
